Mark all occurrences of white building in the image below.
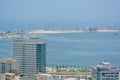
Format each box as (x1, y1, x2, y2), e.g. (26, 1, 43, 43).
(0, 58, 16, 73)
(92, 61, 120, 80)
(0, 73, 20, 80)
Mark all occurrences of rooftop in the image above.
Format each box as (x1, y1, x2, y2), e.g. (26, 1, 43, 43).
(95, 61, 117, 70)
(0, 58, 16, 63)
(13, 37, 45, 44)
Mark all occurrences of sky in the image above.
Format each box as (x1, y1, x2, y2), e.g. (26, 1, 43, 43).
(0, 0, 120, 28)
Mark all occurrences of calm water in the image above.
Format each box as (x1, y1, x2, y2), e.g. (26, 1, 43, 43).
(0, 32, 120, 67)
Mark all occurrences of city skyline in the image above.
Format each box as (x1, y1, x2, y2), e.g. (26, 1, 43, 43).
(0, 1, 120, 80)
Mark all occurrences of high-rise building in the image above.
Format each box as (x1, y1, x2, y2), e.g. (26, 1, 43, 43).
(13, 37, 46, 80)
(0, 58, 16, 73)
(92, 61, 120, 80)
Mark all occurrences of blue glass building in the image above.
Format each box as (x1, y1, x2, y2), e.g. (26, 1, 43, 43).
(13, 37, 46, 80)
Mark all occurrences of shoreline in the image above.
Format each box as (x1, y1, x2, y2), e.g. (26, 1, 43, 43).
(0, 28, 120, 39)
(26, 29, 120, 34)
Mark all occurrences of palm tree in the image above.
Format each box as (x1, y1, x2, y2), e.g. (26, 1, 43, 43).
(55, 65, 59, 72)
(73, 65, 76, 69)
(77, 65, 80, 69)
(52, 64, 55, 68)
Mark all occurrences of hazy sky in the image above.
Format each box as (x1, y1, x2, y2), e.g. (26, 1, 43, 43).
(0, 0, 120, 27)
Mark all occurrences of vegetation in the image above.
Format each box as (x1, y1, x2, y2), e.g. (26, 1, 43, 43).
(46, 64, 92, 75)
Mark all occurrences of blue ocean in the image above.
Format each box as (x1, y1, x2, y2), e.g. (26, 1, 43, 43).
(0, 32, 120, 67)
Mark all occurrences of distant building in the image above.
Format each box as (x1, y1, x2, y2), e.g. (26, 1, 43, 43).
(13, 37, 46, 80)
(0, 58, 16, 73)
(92, 61, 120, 80)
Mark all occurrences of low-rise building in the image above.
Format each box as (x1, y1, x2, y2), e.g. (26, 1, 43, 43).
(92, 61, 120, 80)
(5, 73, 20, 80)
(35, 73, 91, 80)
(0, 74, 5, 80)
(0, 58, 16, 73)
(0, 73, 20, 80)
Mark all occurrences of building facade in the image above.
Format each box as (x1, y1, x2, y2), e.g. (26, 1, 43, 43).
(35, 73, 91, 80)
(13, 37, 46, 80)
(0, 58, 16, 73)
(92, 61, 120, 80)
(0, 73, 20, 80)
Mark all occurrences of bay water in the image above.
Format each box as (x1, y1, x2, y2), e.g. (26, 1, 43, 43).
(0, 32, 120, 67)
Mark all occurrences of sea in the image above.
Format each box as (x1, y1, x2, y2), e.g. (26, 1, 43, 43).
(0, 32, 120, 67)
(0, 25, 120, 67)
